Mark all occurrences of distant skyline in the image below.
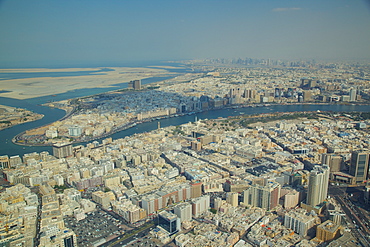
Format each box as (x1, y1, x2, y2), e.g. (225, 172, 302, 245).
(0, 0, 370, 67)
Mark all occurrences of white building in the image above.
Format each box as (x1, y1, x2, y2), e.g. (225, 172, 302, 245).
(174, 202, 192, 222)
(191, 195, 210, 217)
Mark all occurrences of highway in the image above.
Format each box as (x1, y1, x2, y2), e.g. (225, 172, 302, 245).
(329, 185, 370, 247)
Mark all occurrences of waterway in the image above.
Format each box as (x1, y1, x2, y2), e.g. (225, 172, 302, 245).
(1, 103, 369, 157)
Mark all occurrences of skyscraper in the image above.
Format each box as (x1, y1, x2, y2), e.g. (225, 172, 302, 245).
(158, 211, 180, 235)
(349, 151, 369, 183)
(306, 165, 330, 207)
(349, 88, 357, 101)
(129, 79, 141, 90)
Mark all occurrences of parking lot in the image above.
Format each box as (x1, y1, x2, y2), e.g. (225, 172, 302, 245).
(64, 210, 125, 247)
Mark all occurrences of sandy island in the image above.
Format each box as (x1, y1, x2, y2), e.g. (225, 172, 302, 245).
(0, 67, 177, 99)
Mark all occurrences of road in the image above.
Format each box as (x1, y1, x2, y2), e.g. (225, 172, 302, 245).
(99, 222, 155, 247)
(329, 185, 370, 246)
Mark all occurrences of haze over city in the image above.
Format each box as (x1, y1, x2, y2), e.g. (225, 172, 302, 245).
(1, 1, 370, 247)
(0, 0, 370, 67)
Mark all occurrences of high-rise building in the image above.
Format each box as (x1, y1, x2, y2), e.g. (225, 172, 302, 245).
(316, 220, 341, 242)
(129, 79, 141, 90)
(243, 181, 280, 210)
(284, 208, 319, 237)
(303, 90, 312, 101)
(214, 197, 223, 211)
(174, 202, 192, 222)
(0, 155, 10, 169)
(281, 188, 300, 209)
(39, 228, 77, 247)
(349, 151, 369, 183)
(52, 143, 73, 158)
(307, 165, 330, 207)
(229, 88, 243, 98)
(191, 181, 202, 198)
(226, 192, 238, 207)
(191, 141, 202, 151)
(68, 126, 82, 136)
(158, 211, 180, 235)
(322, 153, 343, 172)
(63, 234, 76, 247)
(350, 88, 357, 101)
(191, 195, 210, 217)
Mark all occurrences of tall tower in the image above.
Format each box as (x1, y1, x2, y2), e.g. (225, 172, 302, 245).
(129, 80, 141, 90)
(307, 165, 330, 207)
(349, 88, 357, 101)
(349, 151, 369, 183)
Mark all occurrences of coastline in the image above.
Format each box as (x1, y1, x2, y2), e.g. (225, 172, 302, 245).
(0, 66, 177, 100)
(11, 100, 370, 147)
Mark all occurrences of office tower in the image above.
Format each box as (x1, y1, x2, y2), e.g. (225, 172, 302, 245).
(53, 143, 73, 158)
(350, 88, 357, 101)
(158, 211, 180, 235)
(191, 195, 210, 217)
(307, 165, 330, 207)
(322, 153, 342, 172)
(226, 192, 238, 207)
(243, 181, 281, 210)
(129, 79, 141, 90)
(174, 202, 192, 222)
(349, 151, 369, 183)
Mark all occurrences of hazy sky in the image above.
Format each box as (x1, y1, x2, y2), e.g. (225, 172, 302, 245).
(0, 0, 370, 67)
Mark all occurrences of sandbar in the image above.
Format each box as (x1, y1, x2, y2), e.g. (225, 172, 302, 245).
(0, 67, 176, 99)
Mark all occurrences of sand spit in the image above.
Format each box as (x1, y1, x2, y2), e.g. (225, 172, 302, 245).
(0, 67, 176, 99)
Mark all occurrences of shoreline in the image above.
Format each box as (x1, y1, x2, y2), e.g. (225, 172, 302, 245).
(0, 114, 44, 132)
(11, 101, 370, 147)
(0, 66, 178, 100)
